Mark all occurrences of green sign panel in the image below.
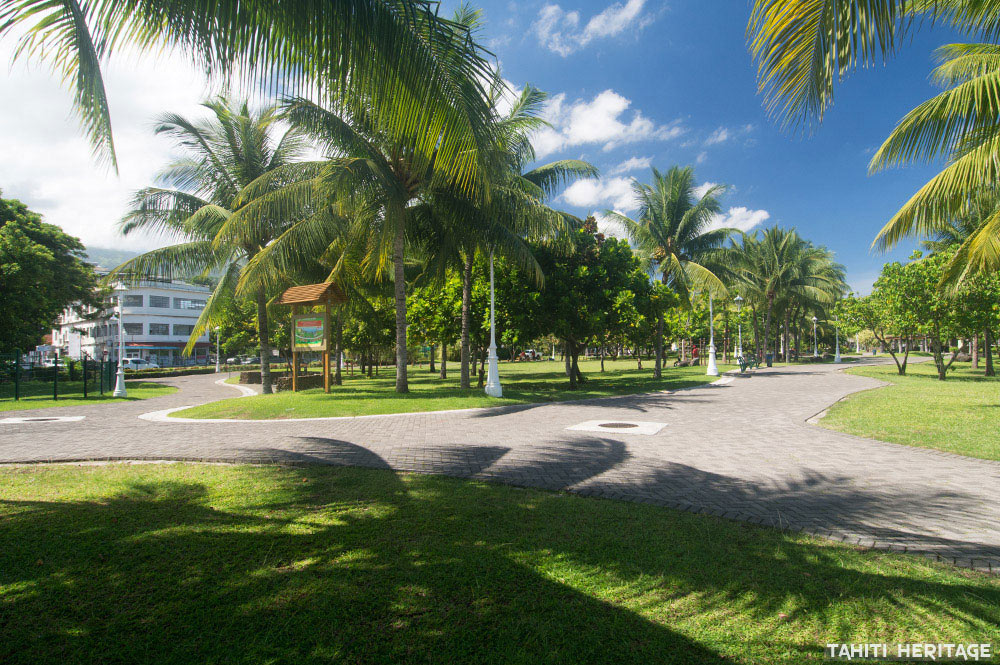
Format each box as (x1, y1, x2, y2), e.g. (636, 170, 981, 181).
(293, 315, 327, 351)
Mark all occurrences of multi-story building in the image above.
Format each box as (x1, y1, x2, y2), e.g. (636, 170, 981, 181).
(51, 275, 212, 365)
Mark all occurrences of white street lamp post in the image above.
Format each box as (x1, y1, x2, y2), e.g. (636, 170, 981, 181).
(113, 292, 128, 397)
(215, 326, 221, 373)
(834, 315, 842, 363)
(734, 295, 743, 358)
(706, 295, 719, 376)
(812, 315, 818, 358)
(484, 251, 502, 398)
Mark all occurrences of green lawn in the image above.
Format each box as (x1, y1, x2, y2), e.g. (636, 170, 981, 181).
(175, 358, 733, 420)
(0, 463, 996, 664)
(820, 362, 1000, 461)
(0, 380, 177, 412)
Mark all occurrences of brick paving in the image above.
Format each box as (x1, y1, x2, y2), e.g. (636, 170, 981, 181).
(1, 361, 998, 572)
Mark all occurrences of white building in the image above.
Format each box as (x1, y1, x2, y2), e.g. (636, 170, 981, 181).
(51, 275, 212, 365)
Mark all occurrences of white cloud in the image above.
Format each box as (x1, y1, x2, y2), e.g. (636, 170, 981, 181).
(532, 89, 684, 157)
(593, 210, 629, 239)
(696, 151, 708, 164)
(607, 156, 652, 176)
(693, 182, 718, 199)
(561, 177, 637, 211)
(704, 127, 730, 145)
(533, 0, 652, 56)
(0, 40, 254, 251)
(708, 207, 770, 233)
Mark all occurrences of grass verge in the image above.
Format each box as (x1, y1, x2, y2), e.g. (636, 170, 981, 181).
(0, 381, 177, 412)
(820, 361, 1000, 461)
(173, 358, 732, 420)
(1, 463, 997, 664)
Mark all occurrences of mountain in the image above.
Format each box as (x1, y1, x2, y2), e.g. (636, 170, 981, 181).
(84, 246, 139, 271)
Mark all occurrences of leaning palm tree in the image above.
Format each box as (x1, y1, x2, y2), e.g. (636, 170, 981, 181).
(606, 166, 732, 377)
(108, 98, 308, 393)
(748, 1, 1000, 276)
(0, 0, 495, 196)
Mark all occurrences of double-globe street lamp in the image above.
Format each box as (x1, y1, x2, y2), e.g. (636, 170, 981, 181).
(812, 315, 819, 358)
(734, 295, 744, 358)
(484, 251, 502, 398)
(214, 326, 221, 373)
(112, 291, 127, 398)
(706, 294, 719, 376)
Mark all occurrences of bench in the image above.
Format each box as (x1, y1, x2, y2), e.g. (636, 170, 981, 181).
(737, 355, 760, 372)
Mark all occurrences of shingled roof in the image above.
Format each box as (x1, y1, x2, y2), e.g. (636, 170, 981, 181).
(277, 282, 348, 306)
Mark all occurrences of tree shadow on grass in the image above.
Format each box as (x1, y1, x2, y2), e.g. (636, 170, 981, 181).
(0, 462, 998, 664)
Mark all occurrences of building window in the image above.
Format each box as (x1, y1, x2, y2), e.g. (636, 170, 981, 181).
(173, 324, 195, 336)
(123, 323, 143, 335)
(150, 295, 170, 308)
(174, 298, 206, 310)
(123, 295, 143, 307)
(149, 323, 170, 336)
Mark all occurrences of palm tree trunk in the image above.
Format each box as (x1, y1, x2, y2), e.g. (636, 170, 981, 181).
(763, 293, 775, 364)
(783, 308, 791, 363)
(334, 310, 343, 386)
(985, 327, 995, 377)
(440, 343, 447, 379)
(393, 224, 408, 393)
(255, 291, 272, 395)
(460, 252, 473, 390)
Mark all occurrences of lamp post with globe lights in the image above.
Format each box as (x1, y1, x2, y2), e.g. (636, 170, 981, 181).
(834, 315, 842, 363)
(484, 251, 502, 398)
(812, 315, 819, 358)
(112, 292, 127, 398)
(706, 294, 719, 376)
(734, 295, 744, 358)
(215, 326, 221, 373)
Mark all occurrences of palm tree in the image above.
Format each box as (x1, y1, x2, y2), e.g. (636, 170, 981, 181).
(1, 0, 495, 195)
(606, 166, 731, 377)
(748, 1, 1000, 276)
(723, 228, 846, 362)
(108, 98, 308, 394)
(426, 82, 597, 389)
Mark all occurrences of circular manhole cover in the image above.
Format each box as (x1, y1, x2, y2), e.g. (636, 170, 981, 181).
(598, 422, 639, 429)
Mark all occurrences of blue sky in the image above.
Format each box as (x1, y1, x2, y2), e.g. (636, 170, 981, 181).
(0, 1, 966, 292)
(445, 0, 965, 292)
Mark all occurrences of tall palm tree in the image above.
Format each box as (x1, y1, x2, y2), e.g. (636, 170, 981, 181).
(748, 1, 1000, 276)
(427, 81, 597, 389)
(1, 0, 495, 194)
(108, 98, 308, 394)
(606, 166, 731, 377)
(723, 228, 846, 361)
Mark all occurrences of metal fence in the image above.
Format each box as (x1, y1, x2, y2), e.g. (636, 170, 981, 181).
(0, 351, 117, 402)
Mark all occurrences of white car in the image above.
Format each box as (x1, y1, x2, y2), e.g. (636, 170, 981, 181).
(122, 358, 160, 370)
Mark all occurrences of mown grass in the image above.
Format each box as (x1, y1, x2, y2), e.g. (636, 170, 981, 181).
(0, 463, 997, 664)
(821, 361, 1000, 461)
(0, 381, 177, 412)
(174, 358, 733, 420)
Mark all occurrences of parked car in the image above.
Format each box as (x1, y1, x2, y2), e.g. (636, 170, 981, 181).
(122, 358, 160, 370)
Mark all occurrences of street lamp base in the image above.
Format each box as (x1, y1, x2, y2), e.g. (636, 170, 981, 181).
(706, 345, 719, 376)
(485, 346, 502, 398)
(112, 369, 128, 398)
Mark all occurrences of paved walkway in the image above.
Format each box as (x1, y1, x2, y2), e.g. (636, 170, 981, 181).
(1, 361, 998, 572)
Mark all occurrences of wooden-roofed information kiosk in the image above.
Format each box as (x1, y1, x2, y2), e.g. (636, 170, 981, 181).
(278, 282, 347, 393)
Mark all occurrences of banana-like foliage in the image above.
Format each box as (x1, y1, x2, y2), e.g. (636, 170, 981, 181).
(605, 165, 732, 304)
(0, 0, 495, 193)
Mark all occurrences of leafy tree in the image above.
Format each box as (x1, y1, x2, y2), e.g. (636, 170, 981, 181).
(0, 193, 98, 351)
(408, 277, 462, 378)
